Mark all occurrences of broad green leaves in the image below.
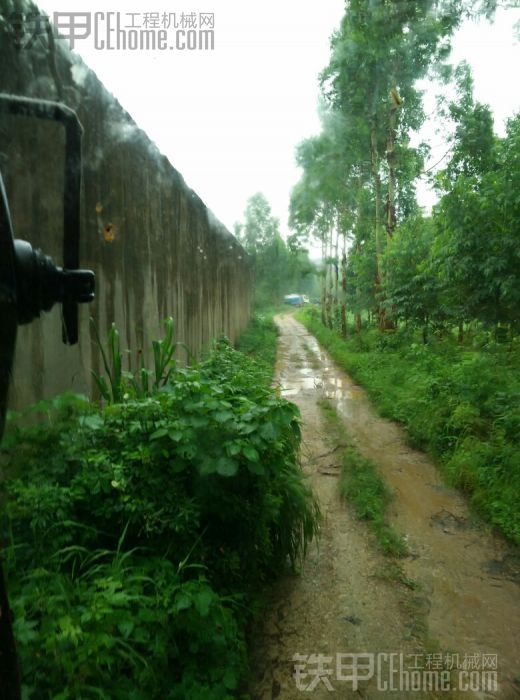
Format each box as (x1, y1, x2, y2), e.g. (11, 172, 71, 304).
(3, 336, 320, 698)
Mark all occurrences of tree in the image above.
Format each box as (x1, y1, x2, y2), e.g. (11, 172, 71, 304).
(290, 0, 519, 339)
(434, 112, 520, 332)
(382, 215, 444, 340)
(236, 193, 280, 256)
(236, 193, 317, 307)
(318, 0, 462, 328)
(290, 120, 357, 328)
(437, 62, 497, 188)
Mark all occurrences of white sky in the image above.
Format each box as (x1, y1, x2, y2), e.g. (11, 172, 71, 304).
(36, 0, 520, 240)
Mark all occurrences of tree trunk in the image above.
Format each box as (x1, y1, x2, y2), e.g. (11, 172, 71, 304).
(370, 122, 386, 331)
(340, 239, 347, 338)
(386, 88, 400, 238)
(334, 230, 339, 310)
(320, 238, 326, 326)
(324, 230, 333, 329)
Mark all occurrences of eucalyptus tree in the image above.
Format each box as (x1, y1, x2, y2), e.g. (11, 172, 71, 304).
(319, 0, 462, 328)
(291, 121, 345, 328)
(290, 103, 372, 333)
(290, 0, 512, 334)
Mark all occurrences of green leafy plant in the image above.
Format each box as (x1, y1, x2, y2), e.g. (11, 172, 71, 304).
(3, 320, 320, 698)
(90, 319, 123, 404)
(91, 316, 195, 403)
(236, 312, 279, 380)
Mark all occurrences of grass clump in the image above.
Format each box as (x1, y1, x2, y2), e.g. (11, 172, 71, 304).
(317, 398, 407, 558)
(340, 445, 408, 558)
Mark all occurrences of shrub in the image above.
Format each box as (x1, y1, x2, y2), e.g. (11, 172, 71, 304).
(2, 329, 320, 698)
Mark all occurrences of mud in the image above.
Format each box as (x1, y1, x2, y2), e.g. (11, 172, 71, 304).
(249, 314, 519, 699)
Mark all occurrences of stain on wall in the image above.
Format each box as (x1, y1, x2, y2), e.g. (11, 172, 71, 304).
(0, 1, 252, 411)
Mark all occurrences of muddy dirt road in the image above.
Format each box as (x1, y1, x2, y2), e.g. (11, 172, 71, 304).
(250, 314, 519, 700)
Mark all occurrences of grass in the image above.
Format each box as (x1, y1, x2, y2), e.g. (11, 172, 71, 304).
(317, 398, 407, 558)
(302, 342, 321, 370)
(340, 444, 408, 557)
(373, 561, 419, 590)
(299, 307, 520, 546)
(236, 309, 279, 379)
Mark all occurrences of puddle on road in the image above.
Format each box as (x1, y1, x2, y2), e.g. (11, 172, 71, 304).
(273, 313, 520, 699)
(279, 376, 322, 392)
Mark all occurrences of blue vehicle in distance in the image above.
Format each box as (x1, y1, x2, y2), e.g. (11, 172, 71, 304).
(284, 294, 309, 307)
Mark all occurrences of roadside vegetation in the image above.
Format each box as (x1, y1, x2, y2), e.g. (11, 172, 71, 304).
(299, 307, 520, 545)
(236, 310, 280, 379)
(1, 318, 320, 699)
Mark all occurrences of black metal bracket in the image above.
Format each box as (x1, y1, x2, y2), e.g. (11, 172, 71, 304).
(0, 94, 95, 343)
(0, 94, 96, 700)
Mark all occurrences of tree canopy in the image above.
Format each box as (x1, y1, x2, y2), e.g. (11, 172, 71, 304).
(290, 0, 519, 340)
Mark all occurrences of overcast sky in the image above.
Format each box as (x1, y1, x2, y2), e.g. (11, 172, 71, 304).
(37, 0, 520, 239)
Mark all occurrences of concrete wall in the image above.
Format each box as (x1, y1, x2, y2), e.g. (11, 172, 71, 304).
(0, 1, 252, 411)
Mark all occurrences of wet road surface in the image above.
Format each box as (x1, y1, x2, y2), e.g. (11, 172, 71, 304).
(250, 314, 519, 700)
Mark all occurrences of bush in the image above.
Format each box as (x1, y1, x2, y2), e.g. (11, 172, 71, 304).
(2, 335, 320, 698)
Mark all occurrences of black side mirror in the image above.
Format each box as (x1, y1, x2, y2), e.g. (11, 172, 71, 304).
(0, 94, 95, 700)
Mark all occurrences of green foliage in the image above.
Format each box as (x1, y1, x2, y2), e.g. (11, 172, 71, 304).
(340, 444, 408, 558)
(236, 312, 279, 381)
(90, 320, 124, 404)
(443, 64, 497, 184)
(299, 307, 520, 544)
(367, 108, 520, 336)
(290, 2, 519, 342)
(346, 236, 378, 317)
(11, 548, 244, 700)
(289, 0, 468, 327)
(382, 215, 446, 332)
(235, 192, 280, 255)
(432, 112, 520, 328)
(236, 192, 318, 307)
(91, 317, 194, 403)
(2, 334, 320, 698)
